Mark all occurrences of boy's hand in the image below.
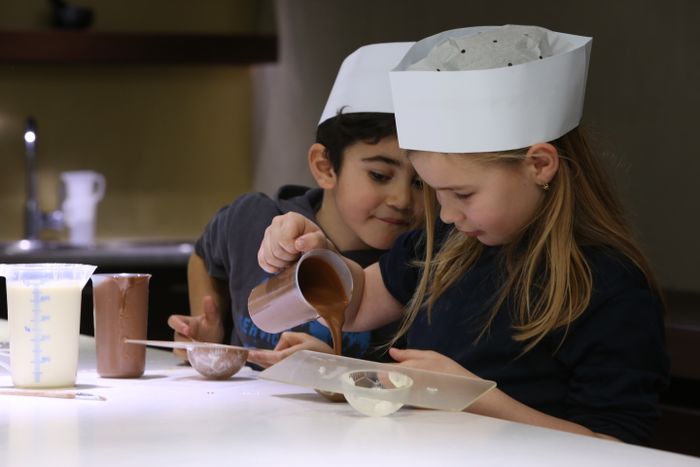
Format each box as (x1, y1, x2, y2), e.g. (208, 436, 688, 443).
(246, 332, 334, 368)
(258, 212, 333, 273)
(167, 295, 224, 360)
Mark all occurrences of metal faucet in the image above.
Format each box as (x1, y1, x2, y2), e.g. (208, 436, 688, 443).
(23, 117, 64, 241)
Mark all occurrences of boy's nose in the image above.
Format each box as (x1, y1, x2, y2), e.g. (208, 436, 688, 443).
(386, 183, 412, 211)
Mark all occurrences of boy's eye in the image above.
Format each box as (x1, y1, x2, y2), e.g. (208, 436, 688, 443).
(369, 171, 390, 183)
(455, 192, 473, 200)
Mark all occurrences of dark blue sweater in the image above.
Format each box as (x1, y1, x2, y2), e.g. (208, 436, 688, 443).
(379, 221, 669, 445)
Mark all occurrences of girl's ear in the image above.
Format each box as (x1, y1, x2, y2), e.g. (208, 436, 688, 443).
(307, 143, 337, 189)
(525, 143, 559, 185)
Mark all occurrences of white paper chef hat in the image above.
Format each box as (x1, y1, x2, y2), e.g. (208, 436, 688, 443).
(319, 42, 415, 125)
(389, 25, 593, 153)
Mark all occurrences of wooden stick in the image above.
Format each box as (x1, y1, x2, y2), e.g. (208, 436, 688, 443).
(0, 389, 106, 401)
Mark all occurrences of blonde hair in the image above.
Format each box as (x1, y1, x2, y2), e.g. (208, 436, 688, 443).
(390, 127, 661, 354)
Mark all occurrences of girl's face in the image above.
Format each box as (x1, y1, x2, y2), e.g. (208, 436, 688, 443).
(410, 151, 544, 246)
(328, 136, 424, 250)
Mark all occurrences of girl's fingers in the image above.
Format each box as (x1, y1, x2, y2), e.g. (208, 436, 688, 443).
(258, 234, 292, 273)
(257, 244, 281, 274)
(295, 231, 330, 252)
(261, 225, 300, 269)
(257, 213, 328, 273)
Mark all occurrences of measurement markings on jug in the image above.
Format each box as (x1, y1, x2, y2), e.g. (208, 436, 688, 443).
(29, 285, 52, 383)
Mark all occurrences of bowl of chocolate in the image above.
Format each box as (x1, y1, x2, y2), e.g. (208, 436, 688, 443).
(186, 345, 249, 380)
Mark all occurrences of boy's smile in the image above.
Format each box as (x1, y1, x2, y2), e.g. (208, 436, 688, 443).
(316, 136, 424, 251)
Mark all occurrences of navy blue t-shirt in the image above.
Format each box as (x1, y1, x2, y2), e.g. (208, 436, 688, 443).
(379, 221, 669, 445)
(195, 185, 398, 362)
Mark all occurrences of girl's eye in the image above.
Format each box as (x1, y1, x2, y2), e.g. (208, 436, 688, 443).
(412, 178, 424, 190)
(369, 171, 390, 183)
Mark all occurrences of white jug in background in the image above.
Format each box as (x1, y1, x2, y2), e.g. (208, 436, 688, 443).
(60, 170, 106, 246)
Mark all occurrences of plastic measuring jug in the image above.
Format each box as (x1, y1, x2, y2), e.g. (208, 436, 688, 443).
(0, 263, 97, 388)
(248, 249, 353, 334)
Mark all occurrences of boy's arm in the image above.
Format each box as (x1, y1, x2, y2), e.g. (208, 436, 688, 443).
(187, 253, 228, 327)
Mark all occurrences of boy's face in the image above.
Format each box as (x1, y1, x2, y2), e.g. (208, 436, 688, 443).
(323, 136, 424, 251)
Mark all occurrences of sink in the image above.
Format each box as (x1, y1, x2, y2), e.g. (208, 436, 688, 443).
(0, 239, 81, 254)
(0, 239, 194, 339)
(0, 239, 194, 267)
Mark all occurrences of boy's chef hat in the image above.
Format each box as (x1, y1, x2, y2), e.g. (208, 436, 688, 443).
(319, 42, 415, 125)
(389, 25, 593, 152)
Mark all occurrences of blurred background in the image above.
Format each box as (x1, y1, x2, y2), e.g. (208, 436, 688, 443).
(1, 0, 697, 293)
(253, 1, 700, 295)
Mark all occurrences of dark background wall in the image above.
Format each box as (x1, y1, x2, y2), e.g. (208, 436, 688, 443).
(252, 0, 700, 292)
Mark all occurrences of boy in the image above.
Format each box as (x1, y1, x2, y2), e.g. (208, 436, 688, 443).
(168, 42, 424, 364)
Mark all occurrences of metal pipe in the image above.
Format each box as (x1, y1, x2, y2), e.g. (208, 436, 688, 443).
(24, 117, 40, 240)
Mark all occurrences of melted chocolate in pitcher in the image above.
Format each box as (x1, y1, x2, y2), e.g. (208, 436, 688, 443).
(298, 257, 348, 356)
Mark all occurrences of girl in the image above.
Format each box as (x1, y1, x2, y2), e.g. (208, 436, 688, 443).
(257, 25, 668, 445)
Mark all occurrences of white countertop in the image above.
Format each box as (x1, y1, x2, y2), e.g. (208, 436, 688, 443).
(1, 321, 698, 467)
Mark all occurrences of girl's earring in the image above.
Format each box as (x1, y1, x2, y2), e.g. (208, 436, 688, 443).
(542, 183, 550, 191)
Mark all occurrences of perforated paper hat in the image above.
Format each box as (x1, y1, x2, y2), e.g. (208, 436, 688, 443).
(389, 25, 593, 152)
(319, 42, 415, 125)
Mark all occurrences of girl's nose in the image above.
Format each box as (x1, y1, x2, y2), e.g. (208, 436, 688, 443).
(438, 198, 462, 225)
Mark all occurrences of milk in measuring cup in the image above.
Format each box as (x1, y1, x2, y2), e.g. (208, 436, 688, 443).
(7, 282, 83, 388)
(1, 263, 96, 389)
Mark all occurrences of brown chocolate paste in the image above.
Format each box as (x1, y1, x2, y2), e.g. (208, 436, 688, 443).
(298, 257, 348, 355)
(298, 257, 349, 402)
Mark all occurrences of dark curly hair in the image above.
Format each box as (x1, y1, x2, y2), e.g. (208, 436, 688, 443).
(316, 111, 397, 175)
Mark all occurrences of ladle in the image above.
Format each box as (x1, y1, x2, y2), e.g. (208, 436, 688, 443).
(124, 339, 250, 380)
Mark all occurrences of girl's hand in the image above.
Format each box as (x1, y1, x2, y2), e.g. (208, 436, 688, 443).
(246, 332, 334, 368)
(389, 348, 479, 379)
(258, 212, 332, 274)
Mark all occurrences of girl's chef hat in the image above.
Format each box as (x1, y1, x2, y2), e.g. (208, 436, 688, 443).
(319, 42, 415, 125)
(389, 25, 593, 152)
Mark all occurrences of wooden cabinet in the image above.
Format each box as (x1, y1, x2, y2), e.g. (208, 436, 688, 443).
(0, 30, 276, 65)
(651, 290, 700, 457)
